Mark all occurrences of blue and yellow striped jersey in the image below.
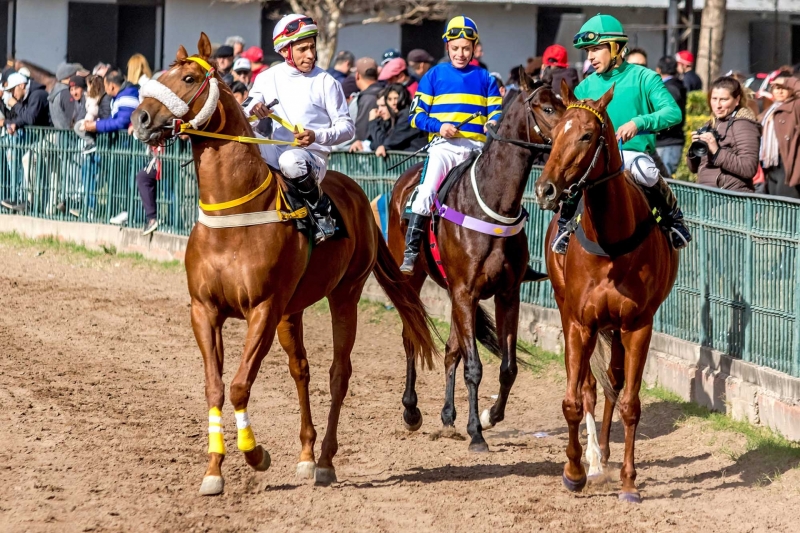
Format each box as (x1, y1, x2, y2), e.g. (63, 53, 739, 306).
(409, 63, 502, 143)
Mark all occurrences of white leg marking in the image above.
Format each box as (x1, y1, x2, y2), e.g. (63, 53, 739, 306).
(480, 409, 494, 430)
(585, 413, 603, 477)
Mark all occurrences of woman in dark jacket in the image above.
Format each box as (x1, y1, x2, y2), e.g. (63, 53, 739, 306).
(687, 76, 761, 192)
(374, 84, 427, 157)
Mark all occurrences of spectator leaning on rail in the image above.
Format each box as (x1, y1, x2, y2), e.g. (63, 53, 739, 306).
(552, 14, 692, 254)
(348, 57, 383, 152)
(373, 83, 427, 157)
(2, 72, 49, 134)
(82, 67, 139, 134)
(49, 63, 87, 130)
(760, 74, 800, 198)
(687, 76, 761, 192)
(655, 56, 687, 176)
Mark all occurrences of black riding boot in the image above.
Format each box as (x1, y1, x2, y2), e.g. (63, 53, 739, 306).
(400, 213, 430, 274)
(642, 176, 692, 250)
(294, 172, 335, 244)
(550, 196, 579, 255)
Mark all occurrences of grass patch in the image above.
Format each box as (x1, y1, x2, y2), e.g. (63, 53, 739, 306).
(0, 231, 183, 271)
(643, 384, 800, 465)
(517, 339, 562, 375)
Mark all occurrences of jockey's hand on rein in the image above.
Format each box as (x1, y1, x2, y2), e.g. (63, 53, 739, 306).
(294, 129, 316, 147)
(439, 123, 458, 139)
(483, 120, 497, 133)
(615, 121, 638, 143)
(251, 102, 273, 120)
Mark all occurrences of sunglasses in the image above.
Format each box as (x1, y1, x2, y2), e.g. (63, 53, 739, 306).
(279, 17, 315, 38)
(444, 27, 478, 41)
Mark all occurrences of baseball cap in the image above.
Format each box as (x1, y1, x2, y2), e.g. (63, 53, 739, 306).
(241, 46, 264, 63)
(233, 57, 251, 72)
(56, 62, 85, 81)
(542, 45, 569, 69)
(5, 72, 28, 90)
(355, 57, 378, 79)
(69, 74, 87, 89)
(407, 49, 435, 64)
(381, 48, 401, 65)
(675, 50, 695, 66)
(213, 45, 234, 58)
(378, 58, 407, 81)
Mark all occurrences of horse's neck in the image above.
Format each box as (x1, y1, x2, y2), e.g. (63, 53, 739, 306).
(192, 99, 275, 212)
(472, 111, 534, 218)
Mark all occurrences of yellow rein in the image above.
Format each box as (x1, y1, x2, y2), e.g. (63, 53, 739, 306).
(182, 55, 307, 218)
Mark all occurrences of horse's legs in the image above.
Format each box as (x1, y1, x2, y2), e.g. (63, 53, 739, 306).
(402, 269, 428, 431)
(229, 303, 281, 473)
(315, 284, 359, 486)
(582, 371, 602, 478)
(600, 331, 625, 467)
(276, 312, 317, 480)
(441, 328, 463, 428)
(192, 302, 227, 496)
(561, 321, 597, 491)
(617, 325, 653, 503)
(481, 290, 520, 430)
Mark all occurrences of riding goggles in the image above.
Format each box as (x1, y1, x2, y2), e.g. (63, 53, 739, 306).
(443, 27, 478, 41)
(573, 31, 626, 47)
(278, 17, 316, 39)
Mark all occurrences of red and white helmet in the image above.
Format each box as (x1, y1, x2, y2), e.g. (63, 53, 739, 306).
(272, 14, 319, 54)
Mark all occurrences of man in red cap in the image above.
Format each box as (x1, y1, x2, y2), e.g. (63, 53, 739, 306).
(676, 50, 702, 91)
(241, 46, 267, 78)
(541, 44, 578, 89)
(379, 57, 416, 96)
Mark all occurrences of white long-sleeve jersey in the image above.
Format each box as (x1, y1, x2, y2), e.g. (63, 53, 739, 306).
(244, 62, 355, 155)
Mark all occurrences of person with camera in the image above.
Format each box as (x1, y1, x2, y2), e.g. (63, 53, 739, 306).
(687, 76, 761, 192)
(759, 73, 800, 198)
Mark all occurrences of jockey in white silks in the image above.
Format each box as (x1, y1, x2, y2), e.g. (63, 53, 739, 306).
(244, 14, 355, 243)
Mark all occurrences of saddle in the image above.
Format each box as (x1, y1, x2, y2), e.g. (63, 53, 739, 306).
(282, 181, 349, 242)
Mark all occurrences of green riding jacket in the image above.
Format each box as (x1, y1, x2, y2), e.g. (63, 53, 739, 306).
(574, 61, 681, 154)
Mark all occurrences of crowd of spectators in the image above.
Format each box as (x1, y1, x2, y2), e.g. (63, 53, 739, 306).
(4, 32, 800, 234)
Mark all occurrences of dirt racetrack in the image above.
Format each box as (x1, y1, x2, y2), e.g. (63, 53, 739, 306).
(1, 236, 799, 533)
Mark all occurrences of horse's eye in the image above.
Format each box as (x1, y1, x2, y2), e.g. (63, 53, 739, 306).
(580, 132, 593, 142)
(183, 76, 195, 84)
(544, 107, 554, 114)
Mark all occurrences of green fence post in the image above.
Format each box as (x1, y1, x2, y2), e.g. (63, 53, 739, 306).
(743, 197, 753, 363)
(698, 188, 709, 347)
(793, 215, 800, 377)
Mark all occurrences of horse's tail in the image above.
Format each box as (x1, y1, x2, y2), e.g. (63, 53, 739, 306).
(476, 305, 502, 358)
(373, 236, 439, 370)
(590, 330, 619, 405)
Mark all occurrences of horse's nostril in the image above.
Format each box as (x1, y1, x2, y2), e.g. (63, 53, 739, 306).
(543, 182, 557, 200)
(139, 110, 151, 127)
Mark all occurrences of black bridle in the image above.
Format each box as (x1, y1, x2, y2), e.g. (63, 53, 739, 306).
(485, 84, 557, 152)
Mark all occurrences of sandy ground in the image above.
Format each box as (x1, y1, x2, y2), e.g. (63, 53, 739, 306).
(0, 238, 799, 533)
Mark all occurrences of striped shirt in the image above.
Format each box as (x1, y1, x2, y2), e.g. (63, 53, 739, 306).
(410, 63, 502, 143)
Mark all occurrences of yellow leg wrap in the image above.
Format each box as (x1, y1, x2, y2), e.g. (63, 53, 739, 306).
(208, 406, 226, 455)
(235, 409, 257, 452)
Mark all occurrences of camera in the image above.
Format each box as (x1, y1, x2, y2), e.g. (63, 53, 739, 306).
(688, 125, 720, 158)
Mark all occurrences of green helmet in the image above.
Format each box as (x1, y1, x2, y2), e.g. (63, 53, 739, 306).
(573, 14, 628, 50)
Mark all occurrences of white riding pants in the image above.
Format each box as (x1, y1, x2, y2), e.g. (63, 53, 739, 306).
(258, 143, 328, 183)
(410, 138, 480, 216)
(621, 150, 660, 187)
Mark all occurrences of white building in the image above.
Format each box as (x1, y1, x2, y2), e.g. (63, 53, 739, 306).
(4, 0, 800, 81)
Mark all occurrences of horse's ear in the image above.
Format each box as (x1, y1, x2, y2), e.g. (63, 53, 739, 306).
(560, 79, 575, 104)
(197, 33, 212, 60)
(597, 83, 615, 110)
(519, 66, 533, 93)
(176, 45, 189, 62)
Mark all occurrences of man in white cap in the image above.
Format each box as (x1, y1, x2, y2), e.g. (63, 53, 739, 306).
(3, 72, 49, 134)
(245, 13, 355, 243)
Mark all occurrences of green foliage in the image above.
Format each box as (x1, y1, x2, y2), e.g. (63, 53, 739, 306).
(685, 90, 710, 116)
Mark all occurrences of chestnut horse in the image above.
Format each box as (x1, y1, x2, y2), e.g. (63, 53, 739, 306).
(132, 34, 437, 495)
(387, 76, 564, 451)
(534, 83, 679, 502)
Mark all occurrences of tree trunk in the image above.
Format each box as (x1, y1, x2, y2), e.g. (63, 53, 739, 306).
(317, 12, 341, 70)
(696, 0, 726, 88)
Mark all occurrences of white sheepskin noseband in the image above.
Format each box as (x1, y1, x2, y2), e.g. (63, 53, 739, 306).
(140, 77, 220, 129)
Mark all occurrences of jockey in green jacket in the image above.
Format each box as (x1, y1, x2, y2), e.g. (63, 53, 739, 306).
(551, 13, 692, 254)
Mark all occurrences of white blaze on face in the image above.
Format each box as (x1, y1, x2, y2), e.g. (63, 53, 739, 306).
(564, 119, 573, 134)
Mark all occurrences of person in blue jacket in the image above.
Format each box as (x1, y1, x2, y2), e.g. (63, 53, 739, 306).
(400, 15, 502, 273)
(83, 67, 139, 134)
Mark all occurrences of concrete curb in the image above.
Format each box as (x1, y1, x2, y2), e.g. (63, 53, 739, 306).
(4, 215, 799, 441)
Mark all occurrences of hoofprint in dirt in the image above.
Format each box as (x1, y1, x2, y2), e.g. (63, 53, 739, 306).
(0, 236, 798, 533)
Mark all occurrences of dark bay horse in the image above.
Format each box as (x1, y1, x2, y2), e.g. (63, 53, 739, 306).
(534, 83, 679, 502)
(132, 34, 437, 495)
(387, 75, 564, 451)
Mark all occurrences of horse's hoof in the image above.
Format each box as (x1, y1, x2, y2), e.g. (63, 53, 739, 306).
(480, 409, 495, 430)
(199, 475, 224, 496)
(296, 461, 316, 480)
(562, 472, 587, 493)
(618, 491, 642, 504)
(403, 408, 423, 432)
(314, 467, 337, 486)
(468, 439, 490, 453)
(248, 445, 271, 472)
